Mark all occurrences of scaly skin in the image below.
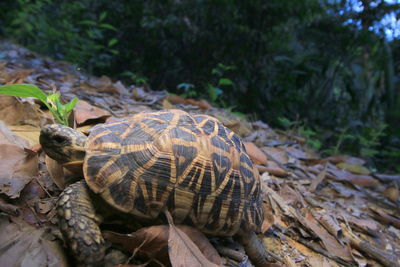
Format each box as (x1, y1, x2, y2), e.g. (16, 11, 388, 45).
(236, 231, 269, 267)
(57, 181, 105, 266)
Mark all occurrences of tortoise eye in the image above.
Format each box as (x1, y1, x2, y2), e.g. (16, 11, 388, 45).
(54, 136, 67, 144)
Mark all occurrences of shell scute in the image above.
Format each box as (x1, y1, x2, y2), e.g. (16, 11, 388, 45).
(83, 110, 262, 236)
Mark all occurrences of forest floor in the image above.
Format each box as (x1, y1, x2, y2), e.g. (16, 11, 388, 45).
(0, 41, 399, 267)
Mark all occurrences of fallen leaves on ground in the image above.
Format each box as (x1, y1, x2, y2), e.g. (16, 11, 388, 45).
(0, 122, 38, 198)
(104, 224, 224, 266)
(0, 95, 42, 126)
(166, 94, 212, 110)
(0, 41, 399, 267)
(73, 100, 111, 125)
(0, 215, 68, 267)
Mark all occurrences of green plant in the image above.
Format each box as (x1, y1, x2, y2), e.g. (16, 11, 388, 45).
(299, 127, 321, 150)
(206, 63, 236, 103)
(177, 83, 197, 98)
(0, 84, 78, 126)
(121, 71, 148, 87)
(5, 0, 119, 73)
(277, 116, 301, 129)
(357, 123, 387, 157)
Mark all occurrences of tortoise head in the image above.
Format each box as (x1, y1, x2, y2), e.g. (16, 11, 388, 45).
(40, 124, 87, 164)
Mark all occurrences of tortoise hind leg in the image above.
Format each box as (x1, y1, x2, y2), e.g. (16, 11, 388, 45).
(235, 231, 270, 267)
(57, 180, 105, 265)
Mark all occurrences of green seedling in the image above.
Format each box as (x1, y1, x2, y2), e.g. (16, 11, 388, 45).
(0, 84, 78, 126)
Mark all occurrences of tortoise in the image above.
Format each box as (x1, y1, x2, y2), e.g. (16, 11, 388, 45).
(40, 109, 269, 266)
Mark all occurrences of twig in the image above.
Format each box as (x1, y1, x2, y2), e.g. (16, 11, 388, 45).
(294, 237, 353, 267)
(341, 225, 400, 267)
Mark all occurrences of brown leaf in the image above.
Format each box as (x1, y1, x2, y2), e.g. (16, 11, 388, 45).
(301, 212, 353, 262)
(321, 155, 366, 165)
(0, 215, 68, 267)
(327, 165, 378, 186)
(279, 184, 305, 207)
(336, 162, 370, 175)
(285, 146, 310, 159)
(8, 125, 41, 147)
(74, 100, 111, 125)
(309, 165, 327, 192)
(0, 144, 38, 198)
(370, 207, 400, 229)
(383, 185, 399, 202)
(104, 225, 224, 266)
(0, 96, 41, 126)
(79, 75, 127, 94)
(373, 173, 400, 183)
(3, 69, 34, 84)
(312, 212, 342, 240)
(260, 146, 289, 164)
(265, 161, 289, 177)
(341, 215, 380, 232)
(104, 227, 170, 263)
(168, 224, 221, 267)
(0, 121, 30, 148)
(166, 95, 212, 110)
(162, 98, 176, 109)
(244, 142, 267, 165)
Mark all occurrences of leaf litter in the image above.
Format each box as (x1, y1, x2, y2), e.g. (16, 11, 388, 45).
(0, 41, 399, 266)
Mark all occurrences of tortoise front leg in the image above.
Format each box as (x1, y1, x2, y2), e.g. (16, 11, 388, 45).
(57, 180, 105, 265)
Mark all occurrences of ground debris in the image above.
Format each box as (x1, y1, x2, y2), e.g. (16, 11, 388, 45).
(0, 41, 399, 267)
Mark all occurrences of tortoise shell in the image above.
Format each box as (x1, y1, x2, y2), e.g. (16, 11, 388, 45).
(83, 109, 263, 236)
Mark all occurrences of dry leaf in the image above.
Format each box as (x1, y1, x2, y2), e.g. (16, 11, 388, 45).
(8, 125, 41, 147)
(327, 166, 378, 186)
(341, 215, 380, 232)
(373, 173, 400, 183)
(74, 100, 111, 125)
(0, 144, 38, 198)
(165, 211, 221, 267)
(326, 155, 366, 165)
(166, 95, 212, 110)
(0, 121, 30, 148)
(0, 96, 41, 126)
(79, 75, 126, 94)
(265, 161, 289, 177)
(162, 98, 176, 109)
(309, 165, 327, 192)
(244, 142, 267, 165)
(336, 162, 370, 175)
(285, 146, 310, 159)
(104, 225, 224, 266)
(384, 186, 399, 202)
(0, 215, 68, 267)
(3, 69, 34, 84)
(261, 146, 289, 164)
(301, 212, 353, 262)
(168, 224, 221, 267)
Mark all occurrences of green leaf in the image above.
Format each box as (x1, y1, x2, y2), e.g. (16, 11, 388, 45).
(99, 11, 108, 22)
(108, 38, 118, 47)
(64, 97, 78, 114)
(99, 23, 118, 31)
(0, 84, 47, 103)
(211, 68, 222, 76)
(218, 78, 233, 86)
(79, 20, 97, 26)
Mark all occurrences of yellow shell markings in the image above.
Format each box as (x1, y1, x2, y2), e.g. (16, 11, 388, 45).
(81, 110, 262, 236)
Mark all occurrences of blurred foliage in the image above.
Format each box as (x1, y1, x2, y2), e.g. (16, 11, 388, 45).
(0, 0, 399, 170)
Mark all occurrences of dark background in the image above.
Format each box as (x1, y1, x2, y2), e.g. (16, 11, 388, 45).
(1, 0, 399, 170)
